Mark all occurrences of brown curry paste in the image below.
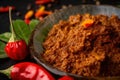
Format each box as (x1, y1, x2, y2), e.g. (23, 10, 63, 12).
(42, 14, 120, 77)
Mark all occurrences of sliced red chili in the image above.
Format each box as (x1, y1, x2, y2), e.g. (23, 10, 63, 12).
(24, 19, 31, 24)
(0, 6, 15, 13)
(35, 0, 52, 5)
(24, 10, 34, 19)
(81, 19, 94, 28)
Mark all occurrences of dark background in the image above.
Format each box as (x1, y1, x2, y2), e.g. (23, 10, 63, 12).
(0, 0, 120, 80)
(0, 0, 120, 34)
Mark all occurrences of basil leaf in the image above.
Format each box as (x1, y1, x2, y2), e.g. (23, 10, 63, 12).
(0, 41, 7, 58)
(13, 20, 31, 44)
(29, 19, 39, 32)
(0, 32, 11, 43)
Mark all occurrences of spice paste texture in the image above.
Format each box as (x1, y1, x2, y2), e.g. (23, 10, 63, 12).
(42, 14, 120, 77)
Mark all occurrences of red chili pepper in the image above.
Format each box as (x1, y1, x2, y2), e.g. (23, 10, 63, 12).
(85, 23, 93, 28)
(4, 7, 28, 60)
(58, 76, 74, 80)
(24, 19, 31, 24)
(35, 10, 52, 18)
(35, 0, 52, 5)
(24, 10, 34, 19)
(5, 40, 28, 60)
(0, 62, 55, 80)
(0, 6, 15, 13)
(81, 19, 94, 28)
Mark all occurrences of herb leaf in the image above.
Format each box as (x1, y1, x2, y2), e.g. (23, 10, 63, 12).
(0, 19, 39, 59)
(13, 20, 31, 44)
(29, 19, 39, 32)
(0, 32, 11, 43)
(0, 41, 7, 58)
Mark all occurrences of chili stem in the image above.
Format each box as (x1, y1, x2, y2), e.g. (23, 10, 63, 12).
(0, 66, 13, 79)
(9, 7, 16, 42)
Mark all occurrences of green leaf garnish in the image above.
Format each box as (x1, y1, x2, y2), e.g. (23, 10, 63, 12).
(13, 20, 31, 44)
(0, 41, 7, 58)
(0, 19, 39, 59)
(0, 32, 11, 43)
(29, 19, 39, 32)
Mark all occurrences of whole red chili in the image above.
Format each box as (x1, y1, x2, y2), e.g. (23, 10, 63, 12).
(5, 40, 28, 60)
(0, 62, 55, 80)
(58, 76, 74, 80)
(4, 7, 28, 60)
